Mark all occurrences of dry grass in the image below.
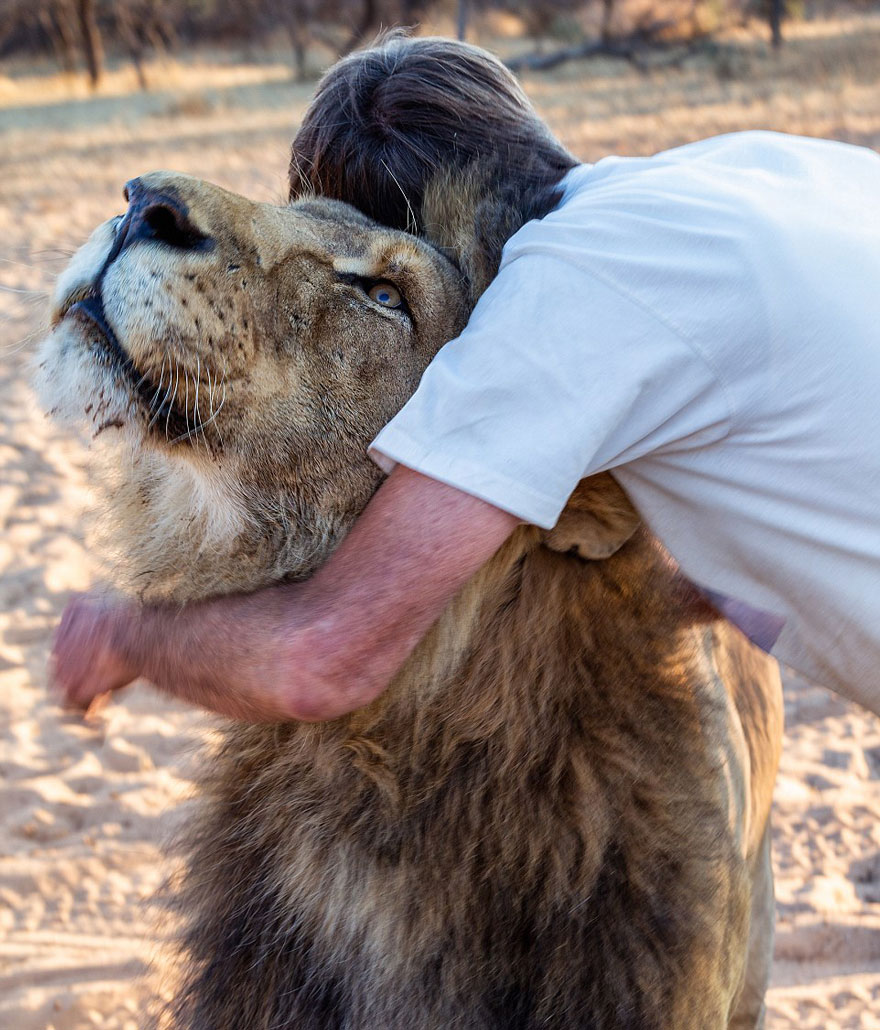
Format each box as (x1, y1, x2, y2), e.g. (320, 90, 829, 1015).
(1, 14, 879, 1029)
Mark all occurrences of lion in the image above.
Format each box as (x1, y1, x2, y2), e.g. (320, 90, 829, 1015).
(36, 165, 783, 1029)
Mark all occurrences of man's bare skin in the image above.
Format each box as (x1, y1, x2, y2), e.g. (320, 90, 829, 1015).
(51, 466, 519, 721)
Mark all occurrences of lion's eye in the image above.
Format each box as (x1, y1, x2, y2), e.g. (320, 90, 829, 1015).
(368, 283, 402, 309)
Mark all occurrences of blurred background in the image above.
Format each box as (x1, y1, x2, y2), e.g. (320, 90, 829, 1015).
(2, 3, 880, 1029)
(3, 0, 880, 253)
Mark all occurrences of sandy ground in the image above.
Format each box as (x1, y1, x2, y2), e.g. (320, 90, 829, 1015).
(2, 16, 880, 1028)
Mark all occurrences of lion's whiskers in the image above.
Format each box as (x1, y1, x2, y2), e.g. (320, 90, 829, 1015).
(183, 366, 192, 440)
(132, 368, 153, 394)
(3, 250, 75, 267)
(288, 153, 313, 200)
(0, 282, 46, 295)
(2, 326, 44, 354)
(212, 359, 229, 450)
(165, 359, 180, 439)
(152, 363, 176, 435)
(163, 356, 228, 449)
(146, 358, 169, 430)
(32, 248, 76, 259)
(0, 257, 40, 270)
(380, 159, 418, 235)
(193, 356, 205, 453)
(196, 380, 226, 440)
(191, 360, 228, 449)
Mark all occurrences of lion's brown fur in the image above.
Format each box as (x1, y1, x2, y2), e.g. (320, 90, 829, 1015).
(171, 524, 780, 1029)
(37, 165, 783, 1029)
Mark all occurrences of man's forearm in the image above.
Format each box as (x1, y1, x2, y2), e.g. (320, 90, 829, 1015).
(53, 466, 520, 722)
(297, 464, 521, 709)
(278, 464, 521, 719)
(106, 588, 305, 720)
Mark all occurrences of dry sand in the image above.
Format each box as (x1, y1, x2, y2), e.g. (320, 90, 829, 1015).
(2, 18, 880, 1028)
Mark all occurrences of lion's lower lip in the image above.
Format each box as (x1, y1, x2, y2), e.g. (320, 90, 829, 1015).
(68, 294, 130, 369)
(66, 294, 193, 443)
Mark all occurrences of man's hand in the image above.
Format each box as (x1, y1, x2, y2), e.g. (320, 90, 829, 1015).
(48, 466, 520, 723)
(52, 594, 140, 710)
(50, 584, 329, 722)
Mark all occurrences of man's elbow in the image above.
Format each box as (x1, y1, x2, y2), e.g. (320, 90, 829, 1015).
(271, 608, 391, 723)
(277, 667, 384, 723)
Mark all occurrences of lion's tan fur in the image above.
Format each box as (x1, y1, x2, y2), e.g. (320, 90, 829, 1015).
(37, 171, 783, 1029)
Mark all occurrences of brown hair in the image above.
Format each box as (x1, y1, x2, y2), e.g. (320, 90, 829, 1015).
(289, 34, 577, 237)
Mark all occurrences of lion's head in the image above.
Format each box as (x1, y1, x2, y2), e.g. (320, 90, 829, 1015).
(36, 173, 469, 600)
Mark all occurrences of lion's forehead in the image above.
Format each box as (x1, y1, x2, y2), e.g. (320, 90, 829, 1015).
(52, 181, 454, 319)
(274, 199, 442, 283)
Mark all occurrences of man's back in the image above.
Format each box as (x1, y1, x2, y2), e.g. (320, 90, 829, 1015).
(371, 132, 880, 701)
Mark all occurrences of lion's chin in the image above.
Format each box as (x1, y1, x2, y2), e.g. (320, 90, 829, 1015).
(36, 313, 202, 451)
(34, 319, 134, 437)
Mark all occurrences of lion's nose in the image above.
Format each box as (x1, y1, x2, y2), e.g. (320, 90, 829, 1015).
(117, 178, 211, 253)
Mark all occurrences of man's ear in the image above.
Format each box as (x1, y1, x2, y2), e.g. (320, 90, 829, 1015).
(543, 473, 641, 560)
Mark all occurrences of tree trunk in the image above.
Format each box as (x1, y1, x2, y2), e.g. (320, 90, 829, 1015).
(279, 2, 310, 82)
(39, 3, 76, 73)
(769, 0, 783, 48)
(456, 0, 468, 41)
(116, 4, 149, 90)
(601, 0, 615, 43)
(287, 22, 308, 81)
(341, 0, 377, 55)
(76, 0, 103, 87)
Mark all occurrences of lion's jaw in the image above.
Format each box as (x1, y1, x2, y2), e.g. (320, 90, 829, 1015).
(36, 173, 468, 602)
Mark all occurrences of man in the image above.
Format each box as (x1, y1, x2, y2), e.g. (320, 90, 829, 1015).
(53, 36, 880, 720)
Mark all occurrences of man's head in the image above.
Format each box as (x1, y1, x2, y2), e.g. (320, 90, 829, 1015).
(290, 34, 576, 296)
(289, 34, 576, 233)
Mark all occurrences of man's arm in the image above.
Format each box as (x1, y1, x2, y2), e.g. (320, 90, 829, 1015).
(51, 466, 520, 722)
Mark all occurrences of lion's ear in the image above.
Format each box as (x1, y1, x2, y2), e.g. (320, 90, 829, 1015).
(421, 168, 497, 302)
(543, 473, 641, 560)
(421, 165, 536, 305)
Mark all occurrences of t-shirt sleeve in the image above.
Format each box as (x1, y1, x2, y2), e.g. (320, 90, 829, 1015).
(369, 251, 733, 529)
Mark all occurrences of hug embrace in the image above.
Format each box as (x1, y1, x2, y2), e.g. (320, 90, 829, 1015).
(43, 32, 880, 1029)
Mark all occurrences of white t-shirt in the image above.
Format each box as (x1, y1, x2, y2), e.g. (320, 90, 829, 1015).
(370, 131, 880, 708)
